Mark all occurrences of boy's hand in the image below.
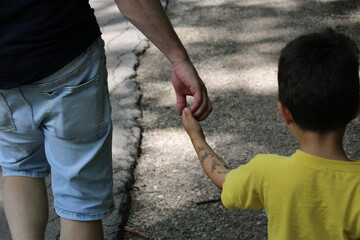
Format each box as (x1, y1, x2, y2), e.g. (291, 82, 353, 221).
(182, 107, 229, 189)
(182, 108, 205, 141)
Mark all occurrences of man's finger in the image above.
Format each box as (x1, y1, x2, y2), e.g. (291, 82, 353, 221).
(176, 93, 187, 115)
(187, 91, 202, 115)
(190, 92, 212, 121)
(194, 102, 212, 121)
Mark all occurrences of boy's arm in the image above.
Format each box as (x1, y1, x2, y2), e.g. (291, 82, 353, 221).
(182, 108, 231, 189)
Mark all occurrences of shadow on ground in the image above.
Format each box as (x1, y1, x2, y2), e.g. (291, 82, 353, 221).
(122, 0, 360, 239)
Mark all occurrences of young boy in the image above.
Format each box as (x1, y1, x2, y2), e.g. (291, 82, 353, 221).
(182, 29, 360, 240)
(0, 1, 211, 239)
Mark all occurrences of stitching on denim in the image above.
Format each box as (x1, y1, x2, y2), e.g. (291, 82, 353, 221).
(22, 49, 102, 89)
(0, 92, 16, 131)
(54, 204, 114, 220)
(18, 88, 40, 128)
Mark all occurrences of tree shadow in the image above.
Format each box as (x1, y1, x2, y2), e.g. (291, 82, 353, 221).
(121, 0, 360, 239)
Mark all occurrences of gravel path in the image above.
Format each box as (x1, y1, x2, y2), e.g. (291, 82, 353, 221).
(124, 1, 360, 239)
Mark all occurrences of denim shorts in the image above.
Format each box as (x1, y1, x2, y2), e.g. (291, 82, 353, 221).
(0, 38, 114, 221)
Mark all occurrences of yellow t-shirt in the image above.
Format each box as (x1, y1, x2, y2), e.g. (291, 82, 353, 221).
(222, 150, 360, 240)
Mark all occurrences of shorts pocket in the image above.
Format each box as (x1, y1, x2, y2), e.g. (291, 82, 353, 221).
(0, 93, 16, 132)
(46, 76, 107, 142)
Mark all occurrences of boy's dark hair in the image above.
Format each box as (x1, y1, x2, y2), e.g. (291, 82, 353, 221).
(278, 28, 359, 132)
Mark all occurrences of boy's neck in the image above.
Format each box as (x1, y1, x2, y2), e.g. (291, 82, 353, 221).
(294, 127, 350, 162)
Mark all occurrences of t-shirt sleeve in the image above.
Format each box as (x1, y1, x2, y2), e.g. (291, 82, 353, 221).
(221, 155, 264, 210)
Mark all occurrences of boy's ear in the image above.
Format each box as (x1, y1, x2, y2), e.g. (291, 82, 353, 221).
(277, 101, 294, 125)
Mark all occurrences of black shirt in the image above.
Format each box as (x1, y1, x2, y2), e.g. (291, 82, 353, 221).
(0, 0, 101, 89)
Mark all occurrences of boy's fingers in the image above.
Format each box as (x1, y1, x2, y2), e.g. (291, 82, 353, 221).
(181, 107, 187, 118)
(183, 107, 193, 120)
(182, 108, 194, 127)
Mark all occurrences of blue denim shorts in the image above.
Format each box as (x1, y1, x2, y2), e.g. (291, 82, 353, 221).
(0, 38, 114, 221)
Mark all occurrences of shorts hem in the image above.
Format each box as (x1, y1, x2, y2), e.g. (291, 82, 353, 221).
(1, 170, 50, 178)
(55, 204, 115, 221)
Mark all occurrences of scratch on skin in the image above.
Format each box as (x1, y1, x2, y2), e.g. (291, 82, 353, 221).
(198, 146, 205, 152)
(198, 147, 231, 173)
(211, 159, 221, 173)
(222, 162, 231, 169)
(200, 152, 214, 164)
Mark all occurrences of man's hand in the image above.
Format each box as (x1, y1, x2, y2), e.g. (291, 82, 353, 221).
(173, 60, 212, 121)
(182, 107, 205, 142)
(115, 0, 212, 120)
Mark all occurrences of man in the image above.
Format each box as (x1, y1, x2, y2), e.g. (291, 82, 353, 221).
(0, 1, 212, 239)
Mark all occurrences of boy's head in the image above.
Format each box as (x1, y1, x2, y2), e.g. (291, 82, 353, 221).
(278, 28, 359, 132)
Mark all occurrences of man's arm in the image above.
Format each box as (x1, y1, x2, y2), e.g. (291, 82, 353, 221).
(182, 108, 230, 188)
(114, 0, 186, 64)
(114, 0, 212, 120)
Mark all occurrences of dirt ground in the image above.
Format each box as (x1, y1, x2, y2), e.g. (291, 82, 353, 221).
(123, 0, 360, 239)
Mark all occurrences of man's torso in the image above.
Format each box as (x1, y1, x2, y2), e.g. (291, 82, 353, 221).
(0, 0, 101, 89)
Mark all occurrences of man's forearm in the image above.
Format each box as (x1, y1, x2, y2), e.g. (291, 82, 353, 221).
(114, 0, 189, 64)
(191, 138, 230, 189)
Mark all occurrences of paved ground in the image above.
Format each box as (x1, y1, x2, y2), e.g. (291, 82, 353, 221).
(0, 0, 150, 239)
(123, 0, 360, 239)
(1, 1, 360, 240)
